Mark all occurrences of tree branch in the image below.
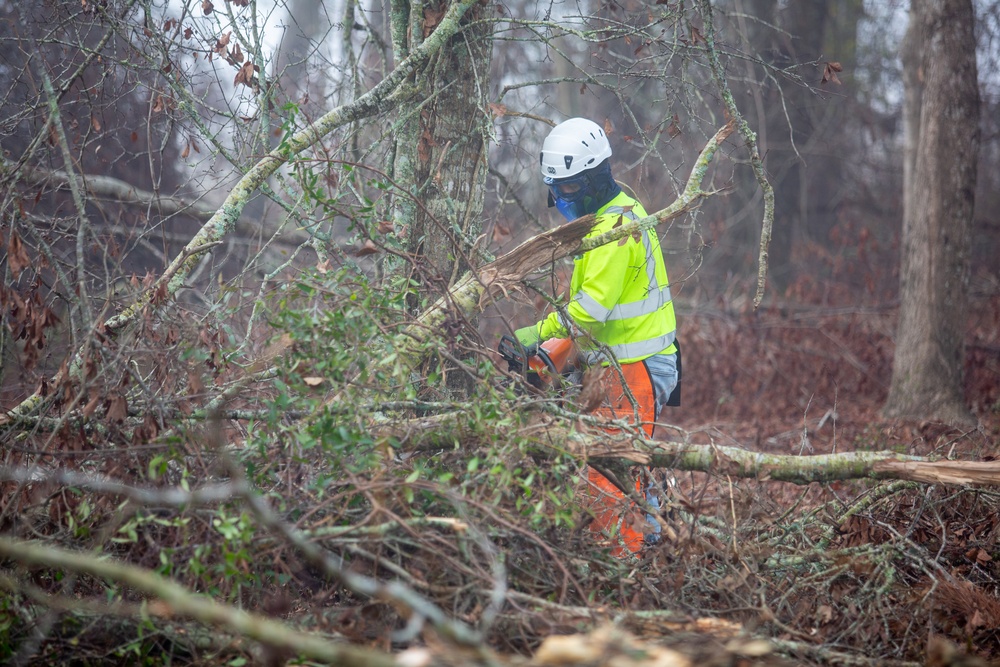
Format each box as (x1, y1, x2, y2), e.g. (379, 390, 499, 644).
(696, 0, 775, 309)
(0, 157, 217, 220)
(101, 0, 477, 336)
(375, 412, 1000, 487)
(0, 537, 398, 667)
(4, 0, 479, 421)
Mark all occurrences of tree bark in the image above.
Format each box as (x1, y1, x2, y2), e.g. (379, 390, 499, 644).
(388, 0, 495, 397)
(884, 0, 979, 425)
(391, 1, 494, 289)
(375, 411, 1000, 487)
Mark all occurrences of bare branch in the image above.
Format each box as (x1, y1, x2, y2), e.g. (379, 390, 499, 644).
(0, 157, 217, 220)
(696, 0, 775, 309)
(0, 537, 398, 667)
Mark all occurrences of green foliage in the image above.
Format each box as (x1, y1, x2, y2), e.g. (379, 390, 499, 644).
(234, 262, 586, 564)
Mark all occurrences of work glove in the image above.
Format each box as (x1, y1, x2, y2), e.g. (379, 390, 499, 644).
(514, 324, 542, 352)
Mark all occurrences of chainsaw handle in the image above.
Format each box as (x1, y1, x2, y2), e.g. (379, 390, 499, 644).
(497, 334, 533, 373)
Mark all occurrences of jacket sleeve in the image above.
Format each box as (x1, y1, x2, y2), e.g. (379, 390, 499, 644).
(537, 226, 629, 340)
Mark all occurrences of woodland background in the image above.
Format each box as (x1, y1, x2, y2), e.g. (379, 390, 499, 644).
(1, 0, 999, 665)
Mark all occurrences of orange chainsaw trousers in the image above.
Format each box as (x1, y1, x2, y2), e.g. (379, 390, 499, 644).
(581, 360, 658, 557)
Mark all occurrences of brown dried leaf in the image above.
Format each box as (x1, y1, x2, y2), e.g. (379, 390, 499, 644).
(7, 230, 31, 278)
(202, 0, 213, 15)
(151, 281, 169, 305)
(355, 239, 379, 257)
(667, 113, 682, 137)
(816, 604, 835, 624)
(106, 393, 128, 422)
(303, 376, 325, 387)
(966, 547, 993, 565)
(82, 393, 101, 419)
(488, 102, 507, 118)
(234, 60, 256, 88)
(188, 370, 204, 395)
(214, 31, 231, 56)
(822, 61, 843, 85)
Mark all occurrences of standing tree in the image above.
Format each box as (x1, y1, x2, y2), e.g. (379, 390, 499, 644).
(884, 0, 979, 424)
(389, 0, 495, 396)
(392, 1, 494, 289)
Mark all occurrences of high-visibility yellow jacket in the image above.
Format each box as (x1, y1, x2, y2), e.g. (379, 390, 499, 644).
(535, 191, 677, 364)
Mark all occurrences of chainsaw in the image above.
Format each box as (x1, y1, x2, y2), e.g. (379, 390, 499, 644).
(497, 335, 576, 389)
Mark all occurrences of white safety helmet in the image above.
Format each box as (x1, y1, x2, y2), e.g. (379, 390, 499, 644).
(539, 118, 613, 180)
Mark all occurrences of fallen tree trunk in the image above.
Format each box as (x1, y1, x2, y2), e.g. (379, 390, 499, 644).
(376, 412, 1000, 487)
(0, 157, 217, 220)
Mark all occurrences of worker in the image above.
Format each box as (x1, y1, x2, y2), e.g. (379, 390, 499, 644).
(511, 117, 680, 557)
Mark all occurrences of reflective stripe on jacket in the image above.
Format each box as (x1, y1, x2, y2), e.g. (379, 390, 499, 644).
(536, 191, 677, 364)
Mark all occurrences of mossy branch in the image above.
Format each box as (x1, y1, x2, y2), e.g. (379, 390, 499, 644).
(0, 537, 398, 667)
(376, 413, 1000, 487)
(697, 0, 775, 309)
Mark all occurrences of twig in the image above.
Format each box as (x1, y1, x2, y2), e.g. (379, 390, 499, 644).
(0, 537, 398, 667)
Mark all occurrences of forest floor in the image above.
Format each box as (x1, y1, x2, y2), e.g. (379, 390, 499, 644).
(667, 290, 1000, 463)
(620, 264, 1000, 666)
(4, 245, 1000, 666)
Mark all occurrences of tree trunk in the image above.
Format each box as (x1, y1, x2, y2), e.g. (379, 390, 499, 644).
(389, 0, 494, 396)
(392, 0, 493, 290)
(373, 411, 1000, 487)
(883, 0, 979, 425)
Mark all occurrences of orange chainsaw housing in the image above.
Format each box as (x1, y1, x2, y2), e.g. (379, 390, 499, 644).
(525, 337, 576, 384)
